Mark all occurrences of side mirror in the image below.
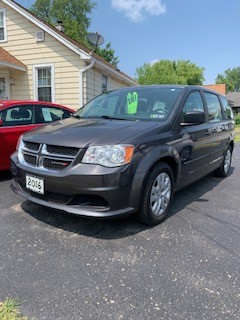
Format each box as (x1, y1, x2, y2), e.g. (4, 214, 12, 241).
(181, 111, 205, 126)
(0, 119, 3, 127)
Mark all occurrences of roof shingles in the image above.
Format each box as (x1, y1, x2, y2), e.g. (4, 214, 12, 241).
(0, 46, 26, 70)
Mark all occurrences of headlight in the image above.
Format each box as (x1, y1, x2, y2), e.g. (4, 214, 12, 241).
(82, 145, 134, 167)
(17, 135, 25, 163)
(16, 134, 24, 151)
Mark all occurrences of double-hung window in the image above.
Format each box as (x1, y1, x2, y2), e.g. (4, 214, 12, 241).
(102, 75, 108, 93)
(34, 64, 54, 102)
(0, 8, 7, 42)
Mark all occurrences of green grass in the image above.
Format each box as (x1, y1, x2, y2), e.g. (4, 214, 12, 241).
(235, 125, 240, 143)
(0, 299, 29, 320)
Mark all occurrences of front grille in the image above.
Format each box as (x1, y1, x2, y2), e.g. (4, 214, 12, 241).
(19, 181, 109, 209)
(19, 182, 71, 204)
(20, 140, 80, 171)
(43, 158, 72, 170)
(46, 145, 79, 157)
(23, 141, 40, 152)
(24, 153, 37, 166)
(29, 191, 71, 204)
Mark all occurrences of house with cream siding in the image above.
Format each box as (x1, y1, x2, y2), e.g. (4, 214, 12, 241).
(0, 0, 137, 110)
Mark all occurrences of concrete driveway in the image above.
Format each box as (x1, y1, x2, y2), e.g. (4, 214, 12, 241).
(0, 145, 239, 320)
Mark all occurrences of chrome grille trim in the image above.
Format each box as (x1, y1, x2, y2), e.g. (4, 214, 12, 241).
(20, 141, 80, 171)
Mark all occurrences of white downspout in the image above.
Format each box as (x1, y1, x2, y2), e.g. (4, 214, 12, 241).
(79, 58, 95, 108)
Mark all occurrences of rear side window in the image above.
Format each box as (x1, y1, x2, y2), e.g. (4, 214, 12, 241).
(219, 96, 234, 120)
(204, 92, 222, 122)
(37, 106, 71, 123)
(0, 105, 35, 127)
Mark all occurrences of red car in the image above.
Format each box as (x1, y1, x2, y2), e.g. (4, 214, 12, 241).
(0, 100, 74, 171)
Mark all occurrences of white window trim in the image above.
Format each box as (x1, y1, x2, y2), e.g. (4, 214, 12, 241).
(0, 8, 7, 42)
(33, 63, 55, 102)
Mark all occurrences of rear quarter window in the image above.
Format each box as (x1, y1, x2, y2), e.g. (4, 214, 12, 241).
(204, 92, 223, 122)
(219, 96, 234, 120)
(0, 105, 34, 126)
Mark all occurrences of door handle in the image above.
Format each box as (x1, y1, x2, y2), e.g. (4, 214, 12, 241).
(205, 129, 212, 135)
(205, 128, 217, 135)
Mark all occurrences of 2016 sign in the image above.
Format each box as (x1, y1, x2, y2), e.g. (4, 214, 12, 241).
(26, 174, 44, 195)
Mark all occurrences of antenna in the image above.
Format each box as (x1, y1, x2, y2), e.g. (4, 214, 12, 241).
(87, 32, 104, 55)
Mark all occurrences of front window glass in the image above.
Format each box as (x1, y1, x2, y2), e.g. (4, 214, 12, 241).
(37, 67, 52, 102)
(204, 92, 223, 122)
(37, 106, 71, 123)
(75, 87, 183, 121)
(182, 91, 204, 113)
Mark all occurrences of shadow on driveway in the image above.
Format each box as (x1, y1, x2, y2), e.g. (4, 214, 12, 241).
(0, 170, 12, 182)
(20, 167, 234, 240)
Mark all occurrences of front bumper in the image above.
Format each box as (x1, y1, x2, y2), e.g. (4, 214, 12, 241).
(10, 154, 137, 218)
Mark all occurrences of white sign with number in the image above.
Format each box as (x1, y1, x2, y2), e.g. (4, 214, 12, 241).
(26, 175, 44, 195)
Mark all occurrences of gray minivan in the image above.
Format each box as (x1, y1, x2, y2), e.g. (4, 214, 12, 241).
(11, 85, 235, 225)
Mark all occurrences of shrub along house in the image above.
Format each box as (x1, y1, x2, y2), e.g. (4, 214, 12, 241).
(0, 0, 137, 109)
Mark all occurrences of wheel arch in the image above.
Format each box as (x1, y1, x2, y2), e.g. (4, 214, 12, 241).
(229, 139, 234, 151)
(129, 151, 180, 211)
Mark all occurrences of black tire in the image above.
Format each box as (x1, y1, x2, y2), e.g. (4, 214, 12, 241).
(136, 162, 174, 226)
(214, 145, 233, 177)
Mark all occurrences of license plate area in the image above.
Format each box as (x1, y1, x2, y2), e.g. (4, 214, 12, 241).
(26, 174, 44, 195)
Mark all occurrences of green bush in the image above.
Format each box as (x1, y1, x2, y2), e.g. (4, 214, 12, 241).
(235, 113, 240, 125)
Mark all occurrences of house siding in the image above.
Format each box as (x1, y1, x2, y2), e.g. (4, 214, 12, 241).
(84, 67, 133, 104)
(0, 1, 83, 109)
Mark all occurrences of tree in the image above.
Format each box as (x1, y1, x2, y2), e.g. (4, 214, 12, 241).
(31, 0, 95, 46)
(135, 60, 205, 85)
(30, 0, 119, 66)
(95, 43, 119, 67)
(216, 67, 240, 92)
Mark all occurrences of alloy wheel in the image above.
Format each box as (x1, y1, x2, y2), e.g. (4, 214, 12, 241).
(150, 172, 171, 216)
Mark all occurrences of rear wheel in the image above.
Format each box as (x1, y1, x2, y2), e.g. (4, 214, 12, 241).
(137, 162, 174, 226)
(214, 145, 232, 177)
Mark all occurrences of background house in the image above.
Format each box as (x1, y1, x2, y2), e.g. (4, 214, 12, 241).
(225, 92, 240, 113)
(202, 84, 226, 95)
(0, 0, 137, 110)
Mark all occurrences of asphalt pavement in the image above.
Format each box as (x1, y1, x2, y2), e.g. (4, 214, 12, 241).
(0, 145, 240, 320)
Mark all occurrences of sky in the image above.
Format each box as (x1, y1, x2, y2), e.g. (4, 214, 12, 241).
(18, 0, 240, 84)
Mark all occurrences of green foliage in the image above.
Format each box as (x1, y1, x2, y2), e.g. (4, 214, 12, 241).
(30, 0, 52, 22)
(95, 43, 119, 67)
(31, 0, 95, 45)
(135, 60, 205, 85)
(235, 113, 240, 125)
(30, 0, 119, 66)
(216, 67, 240, 92)
(234, 125, 240, 142)
(0, 299, 29, 320)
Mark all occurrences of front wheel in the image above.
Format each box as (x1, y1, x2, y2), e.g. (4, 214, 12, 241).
(137, 162, 174, 226)
(214, 145, 233, 177)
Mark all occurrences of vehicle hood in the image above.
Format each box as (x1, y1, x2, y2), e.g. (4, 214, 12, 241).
(23, 117, 158, 148)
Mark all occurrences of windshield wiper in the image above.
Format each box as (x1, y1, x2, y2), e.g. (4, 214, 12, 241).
(100, 115, 137, 121)
(71, 114, 81, 119)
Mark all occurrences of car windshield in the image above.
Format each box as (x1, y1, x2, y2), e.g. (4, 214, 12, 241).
(75, 87, 183, 121)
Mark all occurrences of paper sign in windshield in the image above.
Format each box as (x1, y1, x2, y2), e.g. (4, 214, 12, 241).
(127, 92, 138, 114)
